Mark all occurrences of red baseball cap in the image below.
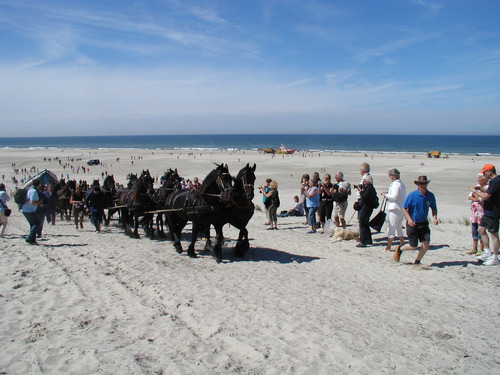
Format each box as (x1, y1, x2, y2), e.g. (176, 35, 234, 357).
(480, 164, 495, 173)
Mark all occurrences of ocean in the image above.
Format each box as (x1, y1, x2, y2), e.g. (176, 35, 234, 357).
(0, 134, 498, 155)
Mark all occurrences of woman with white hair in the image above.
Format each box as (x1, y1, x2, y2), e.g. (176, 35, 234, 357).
(382, 169, 407, 251)
(356, 174, 378, 247)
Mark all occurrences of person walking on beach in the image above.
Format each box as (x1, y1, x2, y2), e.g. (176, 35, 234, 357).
(70, 184, 85, 229)
(382, 169, 406, 251)
(20, 179, 43, 245)
(85, 183, 105, 233)
(0, 183, 10, 238)
(471, 164, 500, 266)
(43, 183, 58, 225)
(394, 176, 438, 265)
(467, 173, 488, 255)
(36, 184, 49, 238)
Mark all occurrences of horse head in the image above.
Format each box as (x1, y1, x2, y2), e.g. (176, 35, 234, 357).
(66, 179, 77, 192)
(165, 168, 181, 190)
(127, 173, 138, 189)
(103, 175, 116, 193)
(139, 169, 155, 194)
(215, 163, 234, 202)
(197, 163, 233, 202)
(236, 163, 256, 200)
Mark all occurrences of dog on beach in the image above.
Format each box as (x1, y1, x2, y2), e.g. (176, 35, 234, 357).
(331, 227, 359, 242)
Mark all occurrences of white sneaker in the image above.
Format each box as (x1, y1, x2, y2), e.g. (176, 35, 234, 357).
(483, 257, 500, 266)
(477, 252, 492, 261)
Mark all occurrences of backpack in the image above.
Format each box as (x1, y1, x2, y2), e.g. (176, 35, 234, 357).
(14, 188, 28, 205)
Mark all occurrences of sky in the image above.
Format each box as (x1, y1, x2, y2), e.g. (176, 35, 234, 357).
(0, 0, 499, 137)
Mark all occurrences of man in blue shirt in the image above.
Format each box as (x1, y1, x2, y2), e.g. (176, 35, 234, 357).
(394, 176, 438, 265)
(20, 179, 43, 245)
(85, 183, 105, 233)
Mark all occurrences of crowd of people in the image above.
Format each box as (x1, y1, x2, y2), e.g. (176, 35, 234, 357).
(1, 159, 499, 267)
(259, 162, 500, 266)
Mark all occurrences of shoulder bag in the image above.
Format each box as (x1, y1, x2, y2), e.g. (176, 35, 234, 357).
(368, 196, 386, 232)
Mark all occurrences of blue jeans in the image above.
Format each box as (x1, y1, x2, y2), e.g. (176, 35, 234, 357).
(307, 206, 318, 228)
(90, 209, 103, 230)
(23, 212, 42, 242)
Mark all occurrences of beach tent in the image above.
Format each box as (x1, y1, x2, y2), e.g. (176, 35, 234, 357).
(23, 169, 59, 188)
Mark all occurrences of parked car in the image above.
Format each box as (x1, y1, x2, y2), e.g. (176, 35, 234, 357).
(87, 159, 100, 166)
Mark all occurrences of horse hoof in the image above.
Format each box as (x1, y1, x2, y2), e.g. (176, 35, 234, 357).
(188, 251, 197, 258)
(216, 257, 222, 263)
(174, 245, 183, 254)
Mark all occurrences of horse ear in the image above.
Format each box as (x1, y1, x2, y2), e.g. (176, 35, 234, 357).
(252, 163, 256, 171)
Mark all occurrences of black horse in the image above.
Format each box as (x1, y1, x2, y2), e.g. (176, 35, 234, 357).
(150, 168, 181, 237)
(116, 170, 156, 238)
(101, 175, 117, 226)
(228, 163, 256, 257)
(205, 163, 256, 257)
(164, 164, 233, 263)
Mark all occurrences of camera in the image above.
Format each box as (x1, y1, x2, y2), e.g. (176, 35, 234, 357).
(353, 184, 359, 189)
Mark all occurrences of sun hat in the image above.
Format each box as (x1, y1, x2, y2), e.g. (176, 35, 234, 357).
(414, 176, 431, 184)
(480, 164, 495, 173)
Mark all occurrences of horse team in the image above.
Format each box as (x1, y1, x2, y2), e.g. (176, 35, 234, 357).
(53, 163, 257, 263)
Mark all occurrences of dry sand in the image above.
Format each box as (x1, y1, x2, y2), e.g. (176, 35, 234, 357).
(0, 148, 499, 374)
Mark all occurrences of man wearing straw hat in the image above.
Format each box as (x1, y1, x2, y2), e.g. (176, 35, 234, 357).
(394, 176, 438, 265)
(471, 164, 500, 266)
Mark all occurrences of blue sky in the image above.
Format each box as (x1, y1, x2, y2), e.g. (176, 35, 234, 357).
(0, 0, 499, 136)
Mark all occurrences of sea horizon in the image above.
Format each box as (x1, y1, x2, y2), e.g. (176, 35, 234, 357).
(0, 134, 499, 156)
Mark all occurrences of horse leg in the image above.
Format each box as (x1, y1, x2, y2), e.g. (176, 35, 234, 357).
(234, 228, 249, 258)
(203, 226, 214, 253)
(187, 222, 198, 258)
(213, 225, 224, 263)
(157, 214, 166, 238)
(166, 214, 183, 253)
(104, 210, 110, 226)
(133, 213, 140, 238)
(121, 209, 131, 234)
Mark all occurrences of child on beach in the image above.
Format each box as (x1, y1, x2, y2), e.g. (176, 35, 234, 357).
(467, 174, 488, 254)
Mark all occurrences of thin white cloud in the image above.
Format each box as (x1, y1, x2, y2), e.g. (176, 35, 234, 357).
(409, 0, 443, 14)
(355, 35, 433, 64)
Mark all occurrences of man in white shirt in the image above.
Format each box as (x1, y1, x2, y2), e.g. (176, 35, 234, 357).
(20, 179, 42, 245)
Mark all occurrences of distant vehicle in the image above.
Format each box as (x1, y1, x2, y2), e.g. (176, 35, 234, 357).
(427, 151, 441, 158)
(87, 159, 100, 166)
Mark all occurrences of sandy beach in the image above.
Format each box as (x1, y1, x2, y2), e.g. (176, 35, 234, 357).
(1, 148, 499, 374)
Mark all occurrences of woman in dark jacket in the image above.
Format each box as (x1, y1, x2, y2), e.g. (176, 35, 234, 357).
(357, 174, 378, 247)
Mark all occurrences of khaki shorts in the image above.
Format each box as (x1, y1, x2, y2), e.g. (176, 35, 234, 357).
(333, 201, 348, 219)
